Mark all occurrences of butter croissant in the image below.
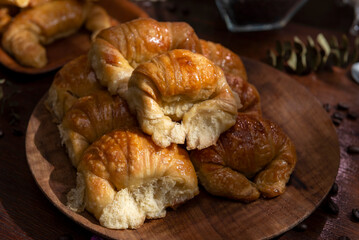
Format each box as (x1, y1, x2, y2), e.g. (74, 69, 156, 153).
(2, 0, 111, 68)
(127, 49, 240, 150)
(89, 17, 201, 97)
(59, 90, 137, 167)
(46, 55, 103, 121)
(67, 129, 199, 229)
(0, 0, 29, 7)
(190, 113, 297, 201)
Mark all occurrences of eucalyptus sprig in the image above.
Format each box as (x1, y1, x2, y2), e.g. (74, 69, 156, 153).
(266, 34, 359, 75)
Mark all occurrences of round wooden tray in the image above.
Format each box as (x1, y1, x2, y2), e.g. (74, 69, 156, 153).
(0, 0, 148, 74)
(25, 58, 340, 240)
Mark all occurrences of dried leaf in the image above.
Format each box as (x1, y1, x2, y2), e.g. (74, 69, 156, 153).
(294, 36, 307, 69)
(317, 33, 331, 65)
(341, 34, 350, 66)
(286, 50, 297, 71)
(266, 49, 277, 66)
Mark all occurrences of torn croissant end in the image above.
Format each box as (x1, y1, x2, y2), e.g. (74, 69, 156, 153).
(127, 49, 241, 150)
(67, 129, 199, 229)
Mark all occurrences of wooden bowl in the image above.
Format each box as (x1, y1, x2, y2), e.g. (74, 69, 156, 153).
(0, 0, 148, 74)
(25, 58, 340, 240)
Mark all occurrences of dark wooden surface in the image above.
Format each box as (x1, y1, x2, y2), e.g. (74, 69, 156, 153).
(0, 0, 358, 239)
(25, 59, 340, 240)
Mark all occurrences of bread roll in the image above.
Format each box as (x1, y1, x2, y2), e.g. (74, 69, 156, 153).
(190, 113, 297, 201)
(67, 129, 199, 229)
(127, 49, 240, 150)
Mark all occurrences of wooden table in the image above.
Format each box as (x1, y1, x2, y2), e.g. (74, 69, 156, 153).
(0, 0, 358, 239)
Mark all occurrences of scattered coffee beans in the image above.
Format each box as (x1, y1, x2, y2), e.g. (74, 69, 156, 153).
(347, 146, 359, 154)
(58, 234, 73, 240)
(337, 103, 349, 111)
(332, 112, 344, 120)
(325, 198, 339, 215)
(352, 209, 359, 221)
(338, 236, 351, 240)
(294, 223, 308, 232)
(347, 111, 358, 120)
(332, 118, 341, 126)
(323, 103, 331, 112)
(330, 182, 338, 196)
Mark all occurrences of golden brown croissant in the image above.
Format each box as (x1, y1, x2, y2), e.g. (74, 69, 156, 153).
(0, 7, 11, 32)
(127, 49, 240, 150)
(190, 113, 297, 201)
(200, 39, 248, 83)
(46, 55, 103, 121)
(89, 17, 201, 97)
(226, 74, 261, 114)
(0, 0, 29, 7)
(67, 129, 199, 229)
(2, 0, 112, 68)
(59, 90, 137, 167)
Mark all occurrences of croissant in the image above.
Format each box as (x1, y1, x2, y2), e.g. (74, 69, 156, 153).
(59, 90, 137, 167)
(67, 129, 199, 229)
(89, 17, 201, 97)
(0, 0, 29, 7)
(226, 74, 261, 114)
(190, 113, 297, 201)
(0, 7, 11, 32)
(46, 55, 103, 121)
(200, 39, 247, 83)
(127, 49, 240, 150)
(2, 0, 111, 68)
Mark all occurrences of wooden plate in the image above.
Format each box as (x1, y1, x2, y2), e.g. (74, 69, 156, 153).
(25, 58, 340, 240)
(0, 0, 148, 74)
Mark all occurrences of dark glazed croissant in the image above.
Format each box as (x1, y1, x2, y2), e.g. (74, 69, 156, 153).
(190, 113, 297, 201)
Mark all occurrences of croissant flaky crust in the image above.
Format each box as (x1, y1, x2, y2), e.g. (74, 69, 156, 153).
(67, 129, 199, 229)
(46, 55, 103, 121)
(59, 90, 137, 167)
(127, 49, 240, 150)
(2, 0, 111, 68)
(190, 113, 297, 201)
(89, 18, 201, 97)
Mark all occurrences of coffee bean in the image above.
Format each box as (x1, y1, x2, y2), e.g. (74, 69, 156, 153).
(58, 234, 73, 240)
(12, 128, 23, 136)
(325, 198, 339, 215)
(294, 223, 307, 232)
(337, 103, 349, 111)
(329, 182, 338, 196)
(338, 236, 351, 240)
(323, 103, 331, 112)
(352, 209, 359, 221)
(0, 129, 3, 138)
(332, 112, 344, 120)
(347, 111, 357, 120)
(332, 118, 341, 126)
(347, 146, 359, 154)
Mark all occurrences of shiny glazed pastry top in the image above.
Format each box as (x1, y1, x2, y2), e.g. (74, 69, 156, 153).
(127, 49, 241, 150)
